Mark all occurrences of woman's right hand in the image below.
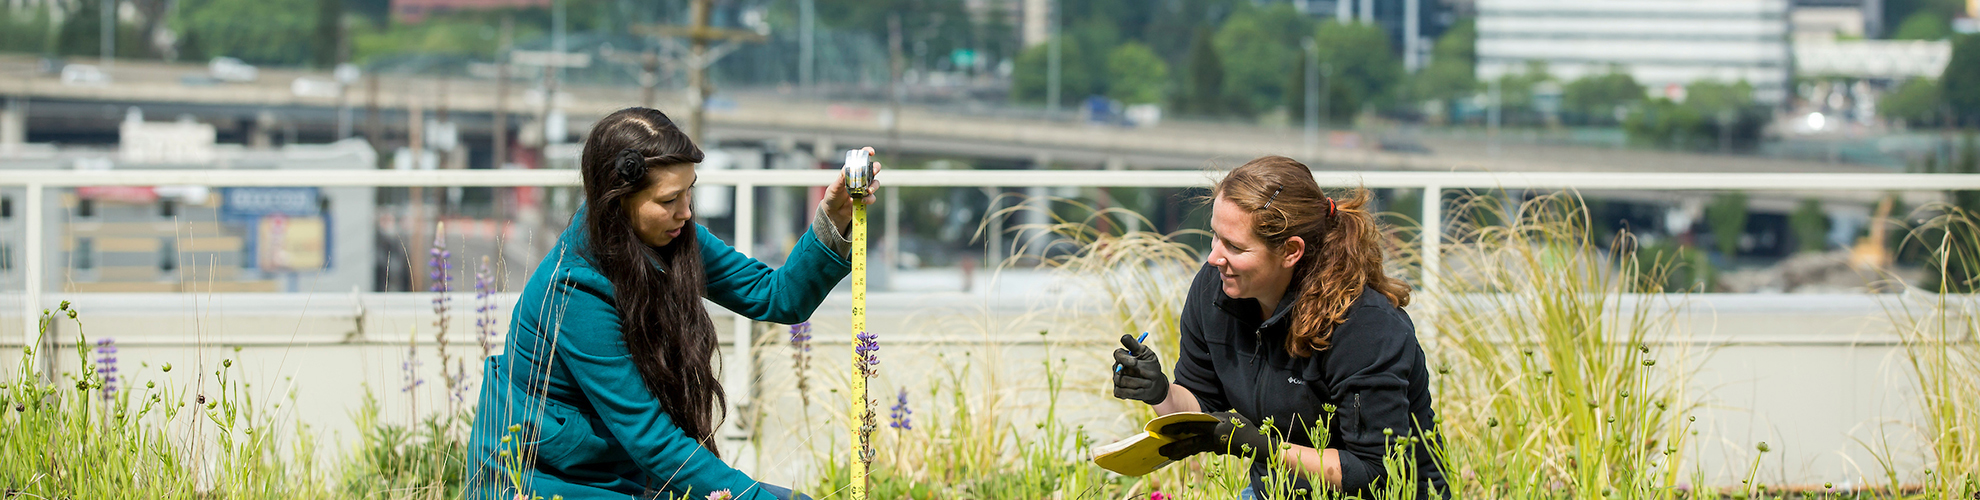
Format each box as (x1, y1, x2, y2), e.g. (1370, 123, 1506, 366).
(1112, 334, 1169, 405)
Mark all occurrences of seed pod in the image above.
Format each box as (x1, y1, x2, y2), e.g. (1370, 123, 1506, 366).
(1755, 441, 1770, 452)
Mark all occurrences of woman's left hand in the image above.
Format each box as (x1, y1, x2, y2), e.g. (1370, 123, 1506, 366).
(822, 146, 882, 234)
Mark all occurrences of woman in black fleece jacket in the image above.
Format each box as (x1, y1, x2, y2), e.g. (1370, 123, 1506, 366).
(1111, 156, 1447, 499)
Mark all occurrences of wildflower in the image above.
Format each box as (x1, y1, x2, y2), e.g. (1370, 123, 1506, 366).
(854, 330, 879, 379)
(475, 256, 499, 361)
(94, 338, 118, 401)
(789, 322, 814, 405)
(888, 387, 912, 430)
(704, 489, 733, 500)
(1755, 441, 1769, 453)
(430, 223, 465, 403)
(402, 325, 425, 393)
(788, 322, 813, 353)
(1150, 492, 1169, 500)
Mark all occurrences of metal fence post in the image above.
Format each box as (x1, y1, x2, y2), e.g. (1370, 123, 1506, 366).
(23, 182, 41, 378)
(729, 182, 756, 439)
(1421, 184, 1440, 295)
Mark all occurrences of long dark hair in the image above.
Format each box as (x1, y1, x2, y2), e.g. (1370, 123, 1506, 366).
(578, 107, 724, 452)
(1214, 156, 1410, 357)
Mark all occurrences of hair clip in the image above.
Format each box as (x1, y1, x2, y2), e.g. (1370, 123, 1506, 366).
(615, 150, 647, 185)
(1261, 187, 1284, 210)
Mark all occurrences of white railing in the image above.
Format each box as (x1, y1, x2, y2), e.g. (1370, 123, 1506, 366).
(6, 168, 1980, 415)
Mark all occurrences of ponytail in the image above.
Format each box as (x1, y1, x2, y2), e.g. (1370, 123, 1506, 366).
(1286, 188, 1409, 356)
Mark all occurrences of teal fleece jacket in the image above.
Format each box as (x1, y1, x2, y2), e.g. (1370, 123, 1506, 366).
(467, 210, 850, 500)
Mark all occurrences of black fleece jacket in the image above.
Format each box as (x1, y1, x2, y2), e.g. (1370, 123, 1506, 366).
(1172, 264, 1447, 499)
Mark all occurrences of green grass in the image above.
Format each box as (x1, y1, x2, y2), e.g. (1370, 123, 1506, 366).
(3, 192, 1974, 499)
(1880, 205, 1980, 499)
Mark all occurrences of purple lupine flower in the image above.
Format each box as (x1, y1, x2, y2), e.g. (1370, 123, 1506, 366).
(429, 224, 466, 403)
(888, 387, 912, 430)
(94, 338, 117, 401)
(789, 322, 814, 405)
(401, 340, 424, 393)
(854, 330, 879, 379)
(475, 256, 498, 360)
(788, 322, 812, 353)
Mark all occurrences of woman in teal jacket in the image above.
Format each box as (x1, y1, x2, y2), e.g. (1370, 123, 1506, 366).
(466, 107, 875, 500)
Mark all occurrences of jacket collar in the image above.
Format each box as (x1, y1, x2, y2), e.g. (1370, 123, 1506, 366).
(1214, 282, 1299, 330)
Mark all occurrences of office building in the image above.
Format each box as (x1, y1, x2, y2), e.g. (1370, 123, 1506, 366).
(1476, 0, 1793, 105)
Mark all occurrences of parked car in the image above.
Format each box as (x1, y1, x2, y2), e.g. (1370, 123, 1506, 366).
(209, 57, 258, 83)
(60, 64, 108, 86)
(291, 77, 339, 98)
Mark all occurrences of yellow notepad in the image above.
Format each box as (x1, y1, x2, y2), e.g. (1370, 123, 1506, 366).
(1091, 412, 1219, 476)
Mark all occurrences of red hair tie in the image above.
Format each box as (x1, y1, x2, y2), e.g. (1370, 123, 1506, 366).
(1326, 197, 1337, 217)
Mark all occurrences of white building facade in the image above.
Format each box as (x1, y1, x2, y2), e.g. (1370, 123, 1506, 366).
(1477, 0, 1793, 105)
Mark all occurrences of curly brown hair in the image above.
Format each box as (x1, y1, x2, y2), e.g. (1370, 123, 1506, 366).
(1214, 155, 1410, 357)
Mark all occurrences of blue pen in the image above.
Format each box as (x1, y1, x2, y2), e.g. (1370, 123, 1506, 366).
(1115, 332, 1151, 373)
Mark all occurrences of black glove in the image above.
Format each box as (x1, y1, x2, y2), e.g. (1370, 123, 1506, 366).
(1112, 334, 1169, 405)
(1156, 411, 1283, 463)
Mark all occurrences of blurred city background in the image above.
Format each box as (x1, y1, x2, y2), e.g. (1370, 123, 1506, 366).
(3, 0, 1980, 489)
(0, 0, 1975, 295)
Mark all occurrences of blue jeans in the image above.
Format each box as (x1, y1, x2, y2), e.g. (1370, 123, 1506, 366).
(757, 483, 810, 500)
(1238, 486, 1257, 500)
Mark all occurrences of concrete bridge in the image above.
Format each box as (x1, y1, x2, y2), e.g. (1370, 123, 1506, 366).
(1, 54, 1891, 176)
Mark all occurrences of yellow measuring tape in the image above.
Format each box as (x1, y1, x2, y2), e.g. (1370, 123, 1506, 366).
(845, 151, 873, 500)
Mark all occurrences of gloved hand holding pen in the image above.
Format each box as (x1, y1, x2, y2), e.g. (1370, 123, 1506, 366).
(1111, 333, 1168, 405)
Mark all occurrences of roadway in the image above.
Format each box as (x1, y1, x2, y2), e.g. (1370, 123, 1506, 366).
(1, 54, 1896, 175)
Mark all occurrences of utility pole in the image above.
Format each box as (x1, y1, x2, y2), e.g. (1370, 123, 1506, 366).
(642, 49, 660, 108)
(553, 0, 566, 81)
(101, 0, 113, 69)
(494, 15, 512, 170)
(1045, 0, 1060, 116)
(1488, 76, 1502, 157)
(1405, 0, 1420, 72)
(687, 0, 711, 142)
(1304, 37, 1320, 160)
(888, 13, 904, 150)
(631, 0, 767, 145)
(800, 0, 815, 94)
